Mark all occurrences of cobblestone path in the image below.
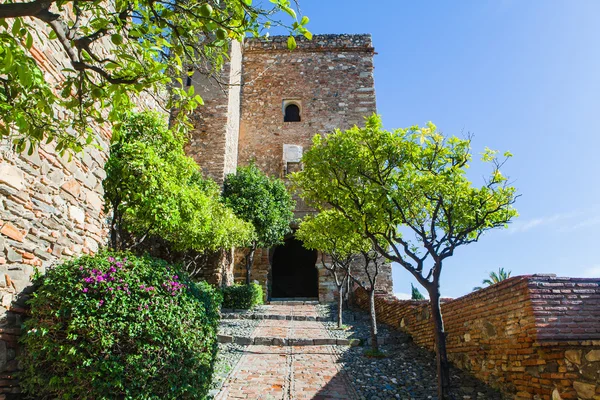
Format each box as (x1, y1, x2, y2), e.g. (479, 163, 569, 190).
(215, 305, 357, 399)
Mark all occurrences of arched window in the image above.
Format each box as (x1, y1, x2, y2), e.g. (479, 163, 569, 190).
(284, 104, 301, 122)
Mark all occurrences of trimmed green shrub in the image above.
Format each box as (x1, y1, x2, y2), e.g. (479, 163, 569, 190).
(222, 283, 264, 309)
(20, 252, 222, 399)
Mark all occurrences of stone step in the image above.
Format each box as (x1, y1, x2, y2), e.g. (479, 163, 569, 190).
(268, 299, 319, 305)
(217, 335, 360, 346)
(216, 335, 408, 346)
(220, 313, 332, 322)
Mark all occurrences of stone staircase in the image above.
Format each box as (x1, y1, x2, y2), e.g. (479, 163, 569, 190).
(218, 304, 405, 347)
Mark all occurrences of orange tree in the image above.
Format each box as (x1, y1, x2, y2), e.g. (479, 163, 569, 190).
(0, 0, 309, 154)
(292, 114, 518, 399)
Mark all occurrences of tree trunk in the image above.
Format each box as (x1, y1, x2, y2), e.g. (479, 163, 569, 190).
(368, 288, 378, 352)
(337, 283, 344, 328)
(245, 246, 255, 285)
(429, 288, 450, 399)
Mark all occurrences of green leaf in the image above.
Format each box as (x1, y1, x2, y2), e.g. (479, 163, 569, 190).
(282, 6, 297, 20)
(287, 36, 297, 51)
(25, 32, 34, 49)
(11, 18, 22, 37)
(111, 34, 123, 45)
(300, 16, 309, 25)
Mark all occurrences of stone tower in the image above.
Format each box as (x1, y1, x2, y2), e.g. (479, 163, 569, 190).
(187, 34, 393, 302)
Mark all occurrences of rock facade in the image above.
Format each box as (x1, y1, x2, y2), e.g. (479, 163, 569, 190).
(0, 17, 161, 397)
(190, 34, 393, 301)
(353, 275, 600, 400)
(186, 41, 243, 184)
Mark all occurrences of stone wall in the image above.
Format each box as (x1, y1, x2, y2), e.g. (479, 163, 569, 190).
(233, 248, 393, 303)
(228, 34, 391, 301)
(186, 41, 243, 184)
(353, 275, 600, 400)
(0, 16, 161, 397)
(238, 34, 376, 183)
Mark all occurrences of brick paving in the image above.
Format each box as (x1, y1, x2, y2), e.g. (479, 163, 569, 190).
(255, 305, 319, 318)
(215, 305, 357, 399)
(252, 320, 330, 340)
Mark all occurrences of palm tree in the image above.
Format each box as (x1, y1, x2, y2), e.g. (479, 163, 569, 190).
(473, 268, 512, 291)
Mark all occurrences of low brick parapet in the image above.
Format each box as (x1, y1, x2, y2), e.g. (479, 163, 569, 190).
(353, 275, 600, 400)
(244, 34, 374, 53)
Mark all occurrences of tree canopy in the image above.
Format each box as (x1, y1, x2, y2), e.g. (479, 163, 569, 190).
(0, 0, 310, 154)
(295, 209, 370, 261)
(223, 163, 295, 250)
(103, 111, 253, 253)
(292, 113, 518, 398)
(473, 267, 512, 291)
(411, 283, 425, 300)
(293, 114, 518, 293)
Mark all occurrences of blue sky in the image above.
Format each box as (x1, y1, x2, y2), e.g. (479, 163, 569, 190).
(283, 0, 600, 298)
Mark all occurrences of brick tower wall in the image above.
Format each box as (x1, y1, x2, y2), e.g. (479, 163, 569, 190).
(232, 34, 392, 301)
(186, 41, 243, 184)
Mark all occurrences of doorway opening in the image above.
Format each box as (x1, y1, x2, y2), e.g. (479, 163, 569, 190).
(271, 237, 318, 298)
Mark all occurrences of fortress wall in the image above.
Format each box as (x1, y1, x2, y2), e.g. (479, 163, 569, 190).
(238, 34, 376, 185)
(0, 17, 162, 396)
(354, 275, 600, 400)
(186, 41, 243, 184)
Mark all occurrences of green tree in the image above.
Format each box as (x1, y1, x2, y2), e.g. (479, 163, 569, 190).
(296, 210, 369, 329)
(411, 283, 425, 300)
(473, 267, 512, 291)
(0, 0, 310, 154)
(292, 114, 518, 399)
(103, 111, 253, 256)
(223, 163, 295, 284)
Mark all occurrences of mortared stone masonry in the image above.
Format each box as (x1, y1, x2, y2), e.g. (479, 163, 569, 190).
(354, 275, 600, 400)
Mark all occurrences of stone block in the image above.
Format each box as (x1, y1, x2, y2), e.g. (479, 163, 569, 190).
(0, 223, 24, 242)
(61, 179, 82, 197)
(254, 337, 274, 345)
(234, 336, 253, 345)
(585, 350, 600, 362)
(336, 339, 350, 346)
(565, 349, 582, 365)
(84, 237, 99, 253)
(573, 381, 596, 399)
(217, 334, 233, 343)
(0, 165, 25, 191)
(313, 338, 337, 345)
(290, 338, 313, 346)
(0, 184, 17, 197)
(272, 338, 287, 346)
(85, 190, 103, 211)
(5, 248, 22, 263)
(69, 205, 85, 224)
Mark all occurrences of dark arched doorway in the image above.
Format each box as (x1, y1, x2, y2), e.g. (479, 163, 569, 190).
(271, 237, 318, 298)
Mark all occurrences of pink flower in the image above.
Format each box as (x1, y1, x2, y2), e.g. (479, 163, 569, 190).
(82, 288, 88, 293)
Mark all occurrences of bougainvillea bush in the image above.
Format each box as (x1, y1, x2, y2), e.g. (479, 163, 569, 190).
(19, 252, 222, 399)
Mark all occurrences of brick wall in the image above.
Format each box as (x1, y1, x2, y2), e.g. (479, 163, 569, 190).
(238, 34, 376, 185)
(186, 41, 243, 184)
(0, 17, 162, 397)
(228, 34, 394, 300)
(353, 275, 600, 400)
